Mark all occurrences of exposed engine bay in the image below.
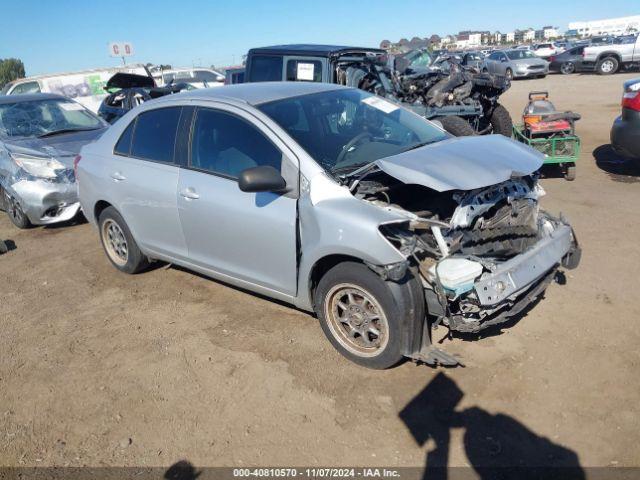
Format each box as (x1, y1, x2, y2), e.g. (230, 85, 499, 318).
(348, 169, 580, 334)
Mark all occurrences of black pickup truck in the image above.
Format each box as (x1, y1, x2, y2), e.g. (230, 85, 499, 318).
(243, 44, 512, 137)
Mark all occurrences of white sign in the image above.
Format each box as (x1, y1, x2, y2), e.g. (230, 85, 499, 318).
(109, 42, 134, 58)
(296, 63, 315, 81)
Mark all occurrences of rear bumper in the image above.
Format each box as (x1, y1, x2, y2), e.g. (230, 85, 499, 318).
(611, 114, 640, 161)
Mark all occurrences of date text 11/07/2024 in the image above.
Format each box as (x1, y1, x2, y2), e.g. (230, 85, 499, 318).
(232, 468, 401, 478)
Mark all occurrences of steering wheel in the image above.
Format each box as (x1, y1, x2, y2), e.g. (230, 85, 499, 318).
(335, 132, 373, 167)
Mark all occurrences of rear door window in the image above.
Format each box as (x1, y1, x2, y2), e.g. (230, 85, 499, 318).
(130, 107, 182, 164)
(249, 55, 283, 82)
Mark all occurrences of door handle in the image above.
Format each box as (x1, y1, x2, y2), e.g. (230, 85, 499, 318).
(179, 188, 200, 200)
(110, 172, 126, 182)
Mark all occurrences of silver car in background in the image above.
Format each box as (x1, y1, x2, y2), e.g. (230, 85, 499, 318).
(483, 50, 549, 79)
(77, 82, 579, 369)
(0, 93, 108, 228)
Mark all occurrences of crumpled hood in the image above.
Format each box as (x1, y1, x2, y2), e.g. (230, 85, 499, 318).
(2, 128, 106, 168)
(373, 134, 544, 192)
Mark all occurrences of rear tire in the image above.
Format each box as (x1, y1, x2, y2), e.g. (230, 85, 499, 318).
(597, 57, 618, 75)
(560, 62, 575, 75)
(435, 115, 476, 137)
(487, 104, 513, 137)
(98, 206, 148, 274)
(315, 262, 406, 369)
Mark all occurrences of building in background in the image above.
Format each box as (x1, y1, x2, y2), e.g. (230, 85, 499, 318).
(568, 15, 640, 37)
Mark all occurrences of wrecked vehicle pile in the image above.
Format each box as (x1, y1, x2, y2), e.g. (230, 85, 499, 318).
(244, 44, 512, 137)
(98, 73, 193, 124)
(393, 54, 513, 136)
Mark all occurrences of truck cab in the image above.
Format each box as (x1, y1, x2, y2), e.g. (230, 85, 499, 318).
(245, 44, 388, 85)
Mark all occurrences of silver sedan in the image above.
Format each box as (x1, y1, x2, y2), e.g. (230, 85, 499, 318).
(77, 82, 579, 368)
(482, 49, 549, 79)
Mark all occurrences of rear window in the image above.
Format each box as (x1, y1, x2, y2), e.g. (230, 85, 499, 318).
(286, 60, 322, 82)
(114, 120, 135, 156)
(130, 107, 181, 163)
(249, 55, 283, 82)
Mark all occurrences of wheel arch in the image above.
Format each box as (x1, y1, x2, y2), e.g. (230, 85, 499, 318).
(597, 52, 622, 63)
(93, 200, 113, 224)
(305, 253, 427, 357)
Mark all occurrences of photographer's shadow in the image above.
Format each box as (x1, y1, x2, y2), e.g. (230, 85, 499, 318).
(400, 373, 585, 480)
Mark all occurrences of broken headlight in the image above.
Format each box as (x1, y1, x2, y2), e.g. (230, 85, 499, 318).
(11, 153, 65, 179)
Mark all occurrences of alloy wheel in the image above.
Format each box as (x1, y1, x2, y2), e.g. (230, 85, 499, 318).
(102, 219, 128, 266)
(324, 283, 389, 357)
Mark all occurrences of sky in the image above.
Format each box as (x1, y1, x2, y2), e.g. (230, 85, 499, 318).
(1, 0, 638, 76)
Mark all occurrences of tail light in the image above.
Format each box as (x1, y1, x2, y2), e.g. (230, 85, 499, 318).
(622, 83, 640, 111)
(549, 55, 555, 62)
(73, 155, 81, 179)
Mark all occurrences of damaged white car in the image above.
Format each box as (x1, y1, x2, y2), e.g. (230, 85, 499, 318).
(0, 93, 108, 228)
(77, 82, 580, 369)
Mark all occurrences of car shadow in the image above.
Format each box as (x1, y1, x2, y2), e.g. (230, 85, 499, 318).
(399, 373, 585, 480)
(594, 144, 640, 183)
(164, 460, 201, 480)
(0, 238, 17, 254)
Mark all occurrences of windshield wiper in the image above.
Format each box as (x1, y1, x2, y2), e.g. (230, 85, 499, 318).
(38, 127, 100, 138)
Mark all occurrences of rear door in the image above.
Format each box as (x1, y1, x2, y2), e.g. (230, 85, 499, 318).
(176, 104, 299, 296)
(107, 106, 191, 259)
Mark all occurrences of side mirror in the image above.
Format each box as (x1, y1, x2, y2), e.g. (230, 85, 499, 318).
(238, 165, 287, 193)
(501, 57, 508, 62)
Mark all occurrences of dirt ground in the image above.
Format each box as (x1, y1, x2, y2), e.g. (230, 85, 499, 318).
(1, 72, 640, 474)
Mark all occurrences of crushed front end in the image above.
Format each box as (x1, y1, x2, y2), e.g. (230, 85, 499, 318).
(354, 170, 580, 340)
(0, 147, 80, 226)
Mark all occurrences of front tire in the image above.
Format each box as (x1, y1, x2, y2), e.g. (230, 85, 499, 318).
(505, 68, 513, 80)
(315, 262, 405, 369)
(597, 57, 618, 75)
(435, 115, 476, 136)
(98, 206, 148, 274)
(6, 197, 31, 229)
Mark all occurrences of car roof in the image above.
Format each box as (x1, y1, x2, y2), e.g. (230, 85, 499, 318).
(0, 92, 68, 104)
(163, 81, 347, 106)
(248, 44, 385, 56)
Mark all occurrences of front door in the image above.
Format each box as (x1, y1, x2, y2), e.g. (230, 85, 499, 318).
(177, 105, 299, 296)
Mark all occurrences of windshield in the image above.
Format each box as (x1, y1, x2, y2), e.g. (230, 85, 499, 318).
(258, 88, 449, 175)
(0, 98, 103, 138)
(506, 50, 535, 60)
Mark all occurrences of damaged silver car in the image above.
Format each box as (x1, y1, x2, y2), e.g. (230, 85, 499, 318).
(0, 93, 108, 228)
(77, 82, 580, 369)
